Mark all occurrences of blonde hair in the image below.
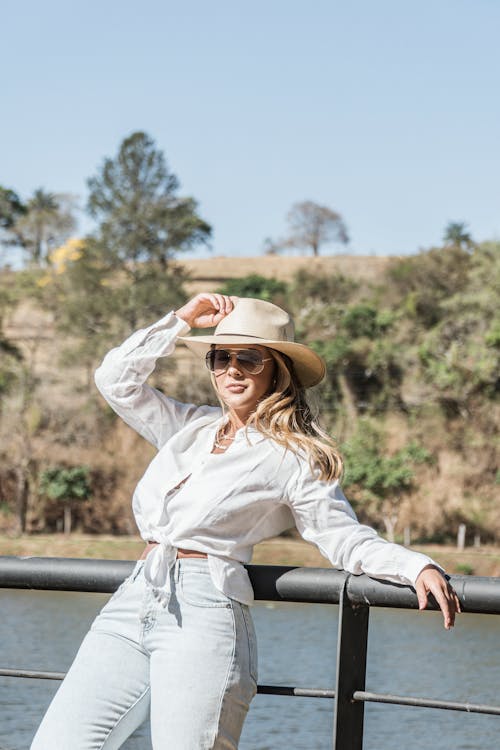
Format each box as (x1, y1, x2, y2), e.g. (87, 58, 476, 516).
(211, 348, 343, 482)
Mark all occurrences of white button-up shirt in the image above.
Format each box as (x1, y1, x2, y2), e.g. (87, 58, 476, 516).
(94, 311, 438, 605)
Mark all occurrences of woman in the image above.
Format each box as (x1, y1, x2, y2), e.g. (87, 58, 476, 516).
(31, 292, 460, 750)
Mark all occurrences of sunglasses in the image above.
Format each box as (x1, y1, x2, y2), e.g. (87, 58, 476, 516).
(205, 348, 273, 375)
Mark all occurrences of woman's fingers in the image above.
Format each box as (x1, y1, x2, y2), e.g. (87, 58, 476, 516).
(176, 293, 238, 328)
(209, 293, 236, 321)
(212, 293, 232, 319)
(432, 582, 456, 630)
(416, 583, 428, 611)
(415, 566, 461, 630)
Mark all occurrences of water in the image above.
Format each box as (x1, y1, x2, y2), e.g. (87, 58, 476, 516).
(0, 589, 499, 750)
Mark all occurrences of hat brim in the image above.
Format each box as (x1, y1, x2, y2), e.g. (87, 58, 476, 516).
(178, 334, 326, 388)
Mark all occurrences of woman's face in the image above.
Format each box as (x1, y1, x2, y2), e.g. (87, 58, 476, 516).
(212, 345, 275, 424)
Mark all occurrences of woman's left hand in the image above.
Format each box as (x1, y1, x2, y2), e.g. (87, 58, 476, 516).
(415, 565, 461, 630)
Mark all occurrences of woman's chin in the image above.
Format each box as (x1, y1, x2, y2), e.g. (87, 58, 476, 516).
(222, 393, 258, 417)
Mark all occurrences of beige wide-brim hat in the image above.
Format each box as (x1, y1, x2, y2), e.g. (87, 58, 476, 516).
(178, 297, 326, 388)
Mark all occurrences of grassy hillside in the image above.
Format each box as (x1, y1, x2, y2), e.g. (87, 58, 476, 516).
(1, 248, 498, 550)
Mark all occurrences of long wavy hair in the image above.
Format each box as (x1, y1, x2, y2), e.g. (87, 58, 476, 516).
(211, 347, 343, 482)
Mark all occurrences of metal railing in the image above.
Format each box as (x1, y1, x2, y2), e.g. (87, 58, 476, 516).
(1, 556, 500, 748)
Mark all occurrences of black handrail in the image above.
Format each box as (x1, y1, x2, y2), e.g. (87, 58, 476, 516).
(1, 556, 499, 749)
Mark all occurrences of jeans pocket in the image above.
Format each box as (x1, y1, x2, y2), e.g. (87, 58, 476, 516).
(109, 560, 144, 601)
(179, 571, 232, 608)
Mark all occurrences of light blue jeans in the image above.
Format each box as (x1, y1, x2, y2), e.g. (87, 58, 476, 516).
(30, 558, 258, 749)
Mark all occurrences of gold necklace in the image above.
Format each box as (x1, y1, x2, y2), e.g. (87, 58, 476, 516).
(213, 425, 236, 451)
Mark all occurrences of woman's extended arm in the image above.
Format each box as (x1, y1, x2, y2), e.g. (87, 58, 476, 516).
(287, 466, 460, 629)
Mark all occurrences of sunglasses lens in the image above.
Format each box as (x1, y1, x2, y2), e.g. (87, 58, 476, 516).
(205, 349, 265, 374)
(206, 350, 225, 372)
(237, 350, 263, 374)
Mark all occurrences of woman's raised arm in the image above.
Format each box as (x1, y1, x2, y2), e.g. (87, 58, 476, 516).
(94, 294, 237, 449)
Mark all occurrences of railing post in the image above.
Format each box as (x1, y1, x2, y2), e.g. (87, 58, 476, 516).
(333, 579, 369, 750)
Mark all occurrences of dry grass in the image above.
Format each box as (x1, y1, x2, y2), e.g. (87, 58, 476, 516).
(182, 254, 391, 289)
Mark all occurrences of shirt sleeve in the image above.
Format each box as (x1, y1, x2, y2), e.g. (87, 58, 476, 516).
(94, 311, 217, 449)
(286, 462, 443, 586)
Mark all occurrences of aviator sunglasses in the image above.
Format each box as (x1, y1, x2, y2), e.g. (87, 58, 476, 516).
(205, 348, 273, 375)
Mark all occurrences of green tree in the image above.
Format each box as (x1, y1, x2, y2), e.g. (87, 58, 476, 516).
(387, 245, 472, 328)
(37, 238, 121, 390)
(0, 334, 22, 406)
(87, 131, 211, 269)
(288, 269, 358, 306)
(217, 274, 287, 302)
(443, 221, 473, 250)
(289, 283, 400, 425)
(0, 345, 42, 534)
(84, 131, 211, 331)
(11, 189, 77, 265)
(0, 266, 46, 533)
(0, 186, 26, 230)
(417, 242, 500, 410)
(39, 466, 92, 534)
(38, 133, 210, 385)
(342, 421, 432, 540)
(0, 187, 27, 267)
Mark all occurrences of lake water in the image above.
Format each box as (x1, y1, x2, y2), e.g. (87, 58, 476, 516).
(0, 589, 499, 750)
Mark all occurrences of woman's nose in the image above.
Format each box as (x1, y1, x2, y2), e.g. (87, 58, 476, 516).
(227, 353, 244, 375)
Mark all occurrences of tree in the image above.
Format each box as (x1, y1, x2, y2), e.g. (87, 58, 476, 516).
(417, 242, 500, 411)
(87, 131, 211, 270)
(0, 334, 22, 408)
(443, 221, 473, 251)
(217, 274, 287, 302)
(37, 238, 121, 389)
(37, 132, 210, 382)
(0, 187, 27, 266)
(84, 131, 211, 331)
(287, 271, 400, 427)
(0, 345, 41, 534)
(39, 466, 92, 534)
(0, 187, 26, 230)
(275, 200, 349, 256)
(388, 245, 472, 328)
(0, 266, 45, 533)
(342, 421, 432, 541)
(11, 189, 77, 265)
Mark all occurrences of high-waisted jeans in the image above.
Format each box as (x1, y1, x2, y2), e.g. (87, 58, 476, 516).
(30, 558, 258, 750)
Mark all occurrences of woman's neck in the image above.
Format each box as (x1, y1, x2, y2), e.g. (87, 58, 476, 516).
(225, 410, 249, 433)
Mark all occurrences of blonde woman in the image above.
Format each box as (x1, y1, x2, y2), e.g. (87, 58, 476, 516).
(31, 293, 460, 750)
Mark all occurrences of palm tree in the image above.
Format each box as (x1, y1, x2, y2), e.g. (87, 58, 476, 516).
(14, 189, 76, 264)
(443, 221, 473, 251)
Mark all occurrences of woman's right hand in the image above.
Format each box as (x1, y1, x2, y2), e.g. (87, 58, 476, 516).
(175, 293, 238, 329)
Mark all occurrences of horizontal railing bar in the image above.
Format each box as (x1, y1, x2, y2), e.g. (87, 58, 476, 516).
(3, 667, 498, 717)
(0, 668, 338, 699)
(0, 668, 65, 680)
(2, 556, 500, 614)
(353, 690, 500, 716)
(257, 685, 336, 699)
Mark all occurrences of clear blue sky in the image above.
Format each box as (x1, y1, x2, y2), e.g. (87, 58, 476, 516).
(2, 0, 499, 258)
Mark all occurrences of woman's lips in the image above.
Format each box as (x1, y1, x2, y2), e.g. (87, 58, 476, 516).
(226, 384, 246, 393)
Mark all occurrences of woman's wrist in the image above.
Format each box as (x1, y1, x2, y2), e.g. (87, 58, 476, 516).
(174, 307, 194, 328)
